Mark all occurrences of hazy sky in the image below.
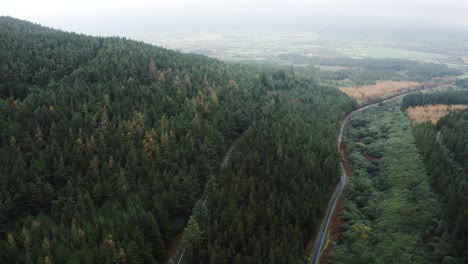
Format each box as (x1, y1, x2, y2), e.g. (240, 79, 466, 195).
(2, 0, 468, 35)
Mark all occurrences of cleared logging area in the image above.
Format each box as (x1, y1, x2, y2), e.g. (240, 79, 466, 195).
(406, 104, 468, 124)
(340, 81, 422, 105)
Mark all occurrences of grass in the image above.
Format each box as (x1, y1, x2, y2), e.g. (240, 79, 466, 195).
(456, 73, 468, 79)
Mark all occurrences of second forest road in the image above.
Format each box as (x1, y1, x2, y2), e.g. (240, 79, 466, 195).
(171, 148, 233, 264)
(310, 91, 424, 264)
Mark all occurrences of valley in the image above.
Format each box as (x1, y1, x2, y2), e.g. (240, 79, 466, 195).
(330, 100, 442, 263)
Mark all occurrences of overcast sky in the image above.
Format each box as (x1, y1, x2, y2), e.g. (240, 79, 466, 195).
(2, 0, 468, 35)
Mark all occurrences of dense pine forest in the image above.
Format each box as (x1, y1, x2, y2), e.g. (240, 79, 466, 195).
(401, 90, 468, 109)
(0, 17, 263, 262)
(0, 17, 358, 263)
(188, 84, 356, 263)
(2, 15, 467, 264)
(409, 95, 468, 263)
(413, 116, 468, 263)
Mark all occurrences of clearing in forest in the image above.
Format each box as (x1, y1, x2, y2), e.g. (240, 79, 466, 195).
(406, 104, 468, 125)
(340, 81, 422, 105)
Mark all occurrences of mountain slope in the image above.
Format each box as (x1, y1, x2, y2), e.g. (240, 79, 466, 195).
(0, 17, 358, 263)
(0, 17, 263, 263)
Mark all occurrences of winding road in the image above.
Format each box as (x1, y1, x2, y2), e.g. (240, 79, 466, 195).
(310, 91, 425, 264)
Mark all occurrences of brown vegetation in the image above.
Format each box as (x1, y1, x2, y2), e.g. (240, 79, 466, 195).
(406, 104, 468, 125)
(319, 191, 346, 264)
(319, 140, 351, 264)
(340, 81, 422, 105)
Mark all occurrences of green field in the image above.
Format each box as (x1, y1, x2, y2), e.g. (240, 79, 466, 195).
(456, 73, 468, 79)
(143, 31, 468, 69)
(336, 46, 445, 61)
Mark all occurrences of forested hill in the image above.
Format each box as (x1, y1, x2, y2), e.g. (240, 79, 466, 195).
(0, 16, 231, 99)
(0, 17, 357, 263)
(0, 16, 265, 263)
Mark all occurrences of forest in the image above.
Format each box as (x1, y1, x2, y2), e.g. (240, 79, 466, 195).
(412, 110, 468, 263)
(401, 89, 468, 109)
(0, 16, 263, 263)
(2, 15, 467, 264)
(184, 83, 356, 263)
(0, 17, 358, 263)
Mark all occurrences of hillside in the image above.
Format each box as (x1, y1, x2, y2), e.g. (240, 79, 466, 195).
(0, 16, 263, 263)
(193, 84, 355, 263)
(0, 17, 357, 263)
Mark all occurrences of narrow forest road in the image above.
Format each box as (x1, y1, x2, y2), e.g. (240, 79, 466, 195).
(170, 148, 233, 264)
(310, 91, 426, 264)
